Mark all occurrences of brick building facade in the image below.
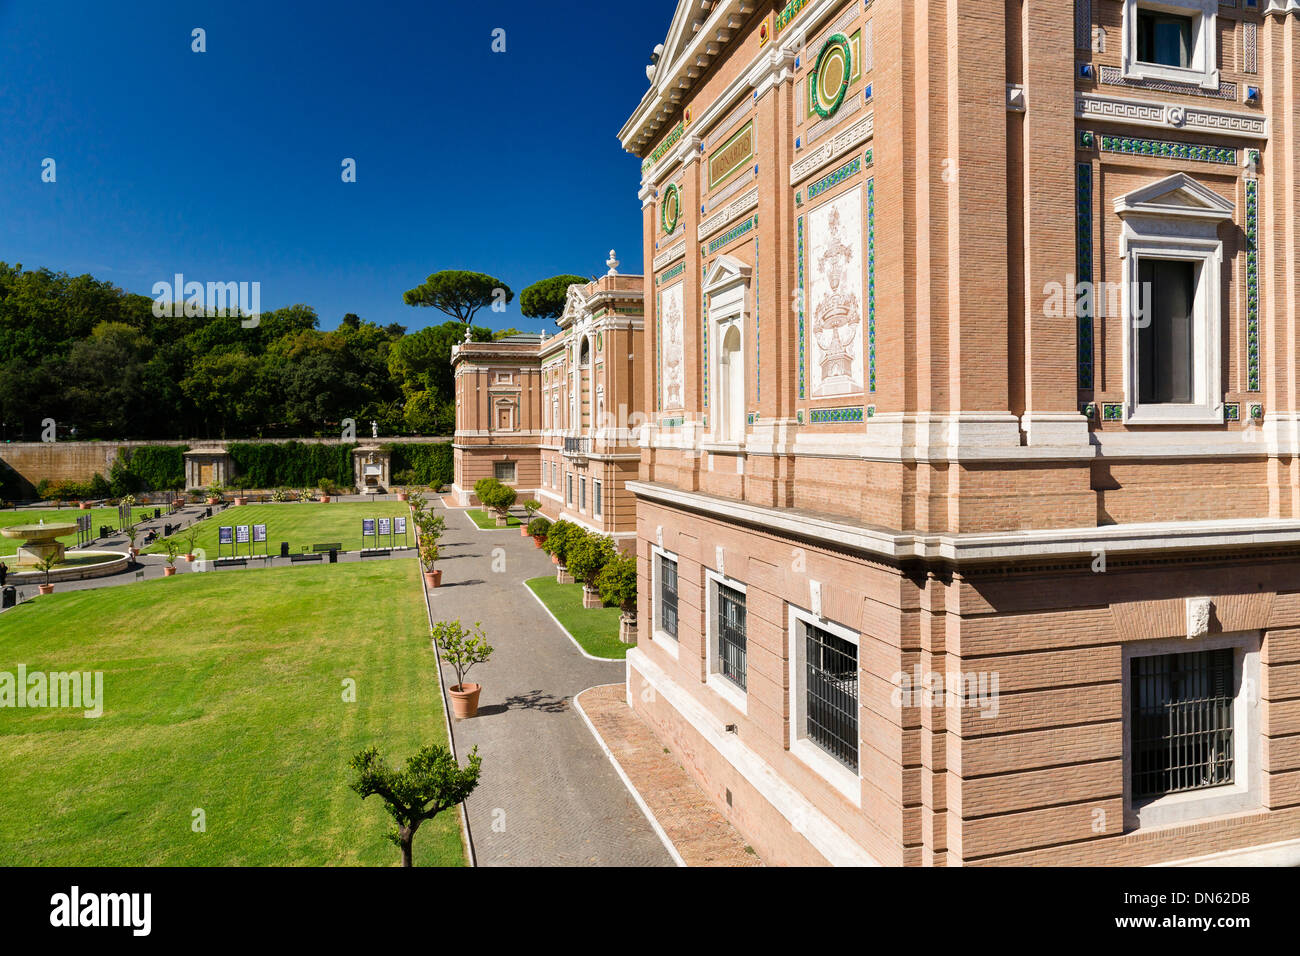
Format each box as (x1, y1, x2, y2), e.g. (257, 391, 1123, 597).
(451, 268, 645, 546)
(618, 0, 1300, 865)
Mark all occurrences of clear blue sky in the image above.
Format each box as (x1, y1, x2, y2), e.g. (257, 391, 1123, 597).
(0, 0, 674, 332)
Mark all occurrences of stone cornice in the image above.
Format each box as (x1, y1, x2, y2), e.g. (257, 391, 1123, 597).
(1076, 93, 1268, 140)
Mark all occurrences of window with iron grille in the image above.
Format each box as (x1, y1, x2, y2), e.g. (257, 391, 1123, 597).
(802, 621, 859, 772)
(494, 461, 516, 482)
(567, 474, 573, 505)
(1130, 648, 1235, 801)
(658, 554, 678, 639)
(594, 480, 602, 516)
(580, 477, 587, 511)
(715, 582, 747, 691)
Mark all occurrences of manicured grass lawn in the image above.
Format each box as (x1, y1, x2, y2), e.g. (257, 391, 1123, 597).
(142, 502, 413, 557)
(525, 575, 628, 660)
(0, 561, 465, 866)
(466, 508, 523, 530)
(0, 507, 153, 558)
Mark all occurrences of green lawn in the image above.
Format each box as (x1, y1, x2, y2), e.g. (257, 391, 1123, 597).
(0, 507, 154, 558)
(465, 508, 523, 530)
(525, 575, 629, 660)
(0, 561, 465, 866)
(143, 502, 413, 556)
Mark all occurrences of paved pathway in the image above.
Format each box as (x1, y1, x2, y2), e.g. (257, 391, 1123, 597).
(425, 500, 673, 867)
(577, 683, 762, 867)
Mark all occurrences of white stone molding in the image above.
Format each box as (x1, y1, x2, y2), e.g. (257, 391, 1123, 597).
(790, 112, 874, 185)
(1076, 92, 1268, 139)
(697, 186, 759, 242)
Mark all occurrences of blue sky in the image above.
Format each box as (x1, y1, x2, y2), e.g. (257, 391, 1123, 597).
(0, 0, 675, 332)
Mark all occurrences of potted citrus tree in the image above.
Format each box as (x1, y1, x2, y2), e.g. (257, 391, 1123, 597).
(182, 527, 200, 562)
(35, 552, 59, 596)
(599, 551, 638, 643)
(206, 483, 224, 506)
(521, 499, 541, 537)
(567, 532, 615, 609)
(527, 515, 551, 549)
(123, 523, 140, 560)
(420, 539, 442, 588)
(163, 539, 180, 576)
(317, 477, 334, 504)
(433, 619, 494, 719)
(542, 519, 577, 583)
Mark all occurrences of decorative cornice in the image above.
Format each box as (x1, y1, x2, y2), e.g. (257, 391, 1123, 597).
(1076, 93, 1268, 140)
(698, 186, 759, 242)
(653, 238, 687, 272)
(790, 111, 873, 185)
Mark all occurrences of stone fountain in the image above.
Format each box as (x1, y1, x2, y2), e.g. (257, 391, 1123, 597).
(1, 520, 77, 566)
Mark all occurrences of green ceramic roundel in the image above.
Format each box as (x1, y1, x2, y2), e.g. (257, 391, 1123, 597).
(811, 33, 852, 119)
(661, 182, 681, 234)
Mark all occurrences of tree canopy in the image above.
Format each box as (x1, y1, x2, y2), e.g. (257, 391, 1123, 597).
(519, 274, 588, 321)
(402, 270, 513, 324)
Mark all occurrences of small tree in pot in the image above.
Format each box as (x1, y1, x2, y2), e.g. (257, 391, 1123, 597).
(541, 519, 577, 581)
(527, 515, 551, 549)
(163, 538, 180, 577)
(419, 539, 442, 587)
(349, 743, 481, 867)
(182, 527, 200, 562)
(521, 499, 541, 536)
(433, 619, 494, 719)
(35, 552, 59, 596)
(480, 481, 516, 527)
(566, 532, 615, 609)
(598, 551, 638, 643)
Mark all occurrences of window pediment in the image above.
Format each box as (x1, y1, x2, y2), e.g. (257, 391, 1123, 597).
(1114, 172, 1234, 223)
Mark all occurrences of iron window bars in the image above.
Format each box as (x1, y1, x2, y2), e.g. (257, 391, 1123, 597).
(803, 620, 859, 772)
(659, 555, 678, 638)
(716, 582, 747, 690)
(1130, 648, 1235, 801)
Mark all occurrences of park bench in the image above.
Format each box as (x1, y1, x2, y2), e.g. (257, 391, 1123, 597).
(214, 558, 247, 568)
(311, 543, 342, 553)
(360, 548, 392, 558)
(290, 553, 323, 564)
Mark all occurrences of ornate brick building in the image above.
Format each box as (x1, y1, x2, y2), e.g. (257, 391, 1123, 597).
(451, 264, 644, 546)
(620, 0, 1300, 865)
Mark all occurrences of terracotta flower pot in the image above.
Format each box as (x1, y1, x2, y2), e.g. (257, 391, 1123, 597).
(398, 493, 408, 502)
(532, 535, 546, 548)
(320, 495, 331, 504)
(206, 497, 220, 506)
(233, 497, 247, 507)
(164, 566, 177, 577)
(38, 584, 54, 596)
(551, 554, 561, 566)
(424, 569, 442, 588)
(449, 683, 481, 719)
(79, 502, 91, 511)
(520, 525, 530, 537)
(185, 554, 195, 562)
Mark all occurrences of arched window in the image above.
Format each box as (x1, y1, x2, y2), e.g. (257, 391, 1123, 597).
(719, 325, 744, 442)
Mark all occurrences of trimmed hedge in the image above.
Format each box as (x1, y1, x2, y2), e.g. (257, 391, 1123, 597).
(388, 442, 453, 488)
(110, 445, 188, 495)
(227, 442, 355, 490)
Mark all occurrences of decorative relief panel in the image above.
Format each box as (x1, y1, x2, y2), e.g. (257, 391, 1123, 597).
(659, 281, 685, 411)
(807, 185, 865, 399)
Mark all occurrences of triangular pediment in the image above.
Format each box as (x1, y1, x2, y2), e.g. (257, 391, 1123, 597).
(558, 283, 589, 329)
(703, 254, 752, 294)
(1114, 172, 1235, 221)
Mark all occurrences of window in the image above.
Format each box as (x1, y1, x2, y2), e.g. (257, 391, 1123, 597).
(594, 480, 602, 517)
(1137, 259, 1195, 405)
(658, 554, 678, 639)
(801, 620, 859, 773)
(494, 461, 516, 483)
(703, 256, 752, 445)
(716, 582, 747, 691)
(1130, 649, 1234, 800)
(1114, 172, 1232, 424)
(1137, 9, 1192, 67)
(1122, 1, 1219, 90)
(579, 477, 587, 512)
(566, 473, 573, 506)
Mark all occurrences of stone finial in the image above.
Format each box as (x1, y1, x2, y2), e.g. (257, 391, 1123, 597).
(606, 249, 620, 276)
(464, 326, 472, 343)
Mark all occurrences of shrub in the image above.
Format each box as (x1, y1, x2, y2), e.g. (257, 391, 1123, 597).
(479, 480, 516, 516)
(566, 533, 615, 591)
(228, 441, 354, 489)
(541, 519, 578, 565)
(388, 443, 453, 488)
(109, 445, 187, 495)
(473, 477, 501, 503)
(522, 499, 541, 521)
(527, 516, 551, 537)
(598, 552, 637, 617)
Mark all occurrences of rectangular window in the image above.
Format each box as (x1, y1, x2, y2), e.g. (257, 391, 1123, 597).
(1138, 10, 1193, 68)
(494, 461, 516, 482)
(579, 477, 587, 512)
(802, 621, 859, 772)
(658, 555, 678, 638)
(1131, 648, 1235, 801)
(1137, 259, 1196, 405)
(594, 480, 602, 516)
(716, 582, 747, 691)
(566, 474, 573, 506)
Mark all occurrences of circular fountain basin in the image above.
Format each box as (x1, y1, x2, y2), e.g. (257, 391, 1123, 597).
(6, 550, 130, 583)
(1, 523, 79, 566)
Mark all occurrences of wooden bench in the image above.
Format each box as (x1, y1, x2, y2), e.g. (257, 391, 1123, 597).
(311, 543, 342, 553)
(290, 553, 323, 564)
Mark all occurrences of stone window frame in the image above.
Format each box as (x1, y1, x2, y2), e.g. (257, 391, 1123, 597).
(1121, 0, 1221, 91)
(1114, 172, 1232, 425)
(593, 478, 603, 517)
(786, 603, 863, 806)
(650, 543, 681, 659)
(703, 256, 752, 447)
(704, 566, 748, 715)
(1121, 631, 1260, 831)
(493, 460, 517, 484)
